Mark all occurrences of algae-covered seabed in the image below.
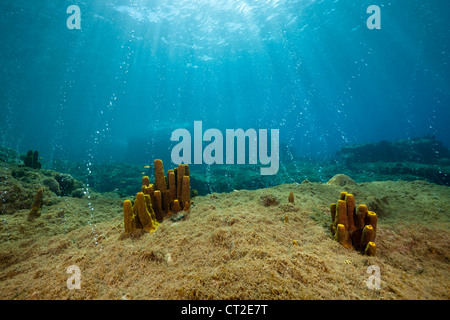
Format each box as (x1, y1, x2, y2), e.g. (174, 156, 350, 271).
(0, 178, 449, 300)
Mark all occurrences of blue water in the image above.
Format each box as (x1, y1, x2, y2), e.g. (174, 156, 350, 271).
(1, 0, 449, 170)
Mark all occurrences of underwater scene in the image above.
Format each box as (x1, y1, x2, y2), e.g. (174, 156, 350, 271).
(0, 0, 449, 304)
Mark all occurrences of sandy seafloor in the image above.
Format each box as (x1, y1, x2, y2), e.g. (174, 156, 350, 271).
(0, 165, 449, 300)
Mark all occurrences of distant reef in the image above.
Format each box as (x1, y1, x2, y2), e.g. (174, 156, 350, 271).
(0, 147, 22, 164)
(0, 166, 84, 215)
(189, 136, 450, 194)
(1, 135, 448, 198)
(336, 136, 450, 165)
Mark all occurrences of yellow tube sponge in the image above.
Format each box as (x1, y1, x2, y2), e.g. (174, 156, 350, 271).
(364, 242, 377, 256)
(330, 223, 336, 236)
(144, 194, 157, 222)
(123, 200, 134, 233)
(345, 194, 356, 232)
(177, 164, 186, 200)
(121, 159, 192, 235)
(168, 169, 176, 202)
(143, 184, 154, 196)
(162, 190, 171, 213)
(355, 204, 368, 229)
(135, 192, 156, 233)
(183, 164, 190, 176)
(154, 159, 167, 192)
(141, 176, 150, 193)
(330, 203, 336, 223)
(288, 192, 294, 204)
(172, 199, 182, 213)
(335, 200, 347, 228)
(142, 176, 150, 187)
(360, 225, 375, 251)
(180, 175, 190, 210)
(330, 192, 378, 256)
(153, 190, 164, 222)
(336, 224, 352, 248)
(365, 211, 378, 238)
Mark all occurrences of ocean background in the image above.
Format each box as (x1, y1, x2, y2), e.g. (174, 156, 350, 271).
(1, 1, 450, 302)
(1, 0, 449, 190)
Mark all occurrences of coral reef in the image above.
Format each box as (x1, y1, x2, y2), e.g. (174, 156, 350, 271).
(49, 161, 149, 196)
(122, 159, 191, 235)
(0, 159, 84, 216)
(336, 136, 450, 165)
(42, 177, 60, 195)
(71, 188, 85, 198)
(0, 146, 21, 164)
(21, 136, 447, 199)
(54, 173, 75, 196)
(330, 192, 378, 256)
